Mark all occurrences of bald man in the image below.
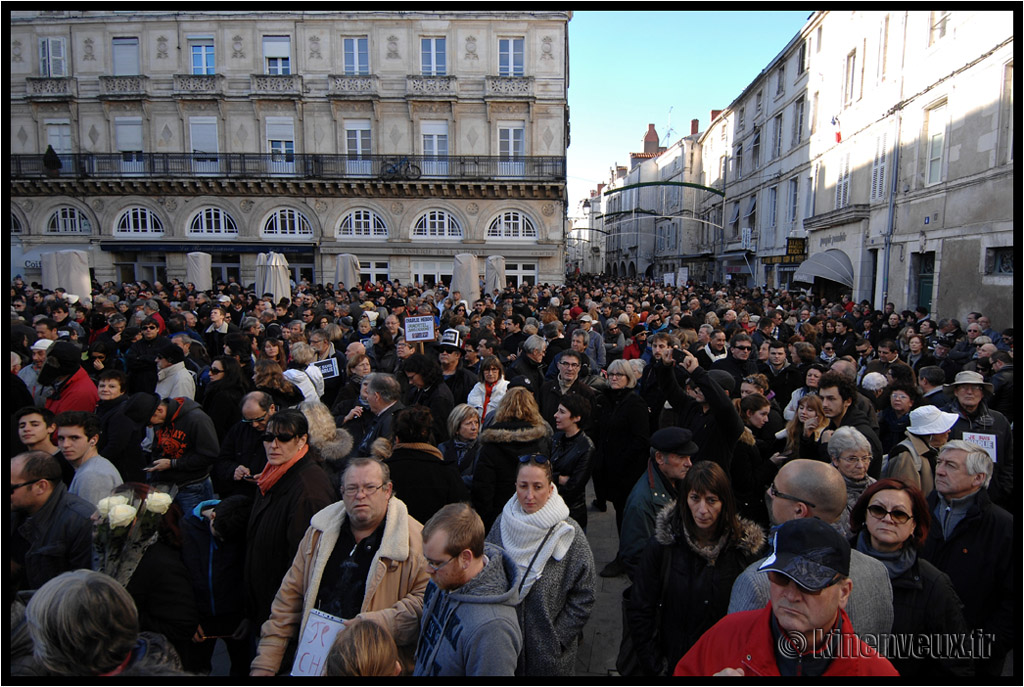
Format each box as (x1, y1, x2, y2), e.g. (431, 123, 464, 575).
(726, 459, 893, 647)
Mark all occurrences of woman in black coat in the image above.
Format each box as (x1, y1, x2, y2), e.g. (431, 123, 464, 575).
(471, 387, 552, 531)
(95, 369, 148, 482)
(850, 479, 972, 676)
(437, 403, 483, 488)
(548, 392, 595, 530)
(202, 356, 250, 443)
(595, 359, 650, 533)
(627, 462, 765, 676)
(401, 353, 455, 444)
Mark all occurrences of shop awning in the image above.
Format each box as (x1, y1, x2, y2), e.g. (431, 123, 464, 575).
(792, 249, 855, 288)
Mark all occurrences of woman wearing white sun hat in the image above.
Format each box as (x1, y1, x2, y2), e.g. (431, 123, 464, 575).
(881, 405, 959, 494)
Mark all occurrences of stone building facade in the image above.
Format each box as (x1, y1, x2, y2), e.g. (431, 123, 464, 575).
(10, 10, 570, 289)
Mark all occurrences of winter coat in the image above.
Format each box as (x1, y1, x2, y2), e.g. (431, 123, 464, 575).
(883, 432, 936, 496)
(96, 393, 148, 482)
(404, 383, 455, 444)
(729, 428, 775, 528)
(44, 366, 99, 415)
(485, 514, 595, 676)
(211, 420, 267, 499)
(151, 397, 220, 486)
(618, 460, 678, 577)
(311, 426, 354, 499)
(155, 361, 196, 400)
(11, 483, 95, 592)
(283, 365, 323, 403)
(538, 376, 598, 432)
(181, 503, 248, 633)
(922, 488, 1013, 676)
(946, 399, 1013, 511)
(548, 430, 595, 528)
(125, 540, 201, 666)
(201, 381, 246, 443)
(594, 387, 650, 506)
(472, 420, 553, 530)
(674, 604, 898, 676)
(629, 504, 765, 675)
(878, 407, 912, 455)
(710, 353, 759, 394)
(413, 543, 523, 676)
(252, 498, 429, 674)
(441, 365, 479, 407)
(438, 438, 482, 488)
(385, 443, 471, 525)
(244, 455, 336, 628)
(125, 335, 171, 394)
(467, 378, 509, 419)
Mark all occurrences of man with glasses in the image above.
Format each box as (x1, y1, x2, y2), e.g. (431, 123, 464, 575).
(711, 332, 759, 392)
(539, 349, 597, 432)
(212, 391, 276, 499)
(727, 459, 894, 648)
(11, 450, 95, 593)
(414, 502, 522, 676)
(251, 457, 428, 676)
(308, 329, 346, 405)
(125, 317, 171, 394)
(678, 518, 897, 676)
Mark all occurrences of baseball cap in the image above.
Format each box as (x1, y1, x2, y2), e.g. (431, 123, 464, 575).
(758, 517, 850, 591)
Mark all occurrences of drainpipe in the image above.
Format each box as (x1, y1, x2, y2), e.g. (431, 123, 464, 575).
(881, 13, 910, 311)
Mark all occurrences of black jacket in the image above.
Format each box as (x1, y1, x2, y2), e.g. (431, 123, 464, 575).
(12, 483, 95, 593)
(549, 429, 594, 528)
(244, 455, 336, 627)
(212, 420, 268, 499)
(385, 444, 471, 525)
(594, 388, 650, 505)
(96, 393, 148, 482)
(472, 420, 553, 530)
(628, 504, 765, 675)
(921, 488, 1013, 676)
(441, 365, 479, 407)
(201, 381, 247, 443)
(507, 355, 546, 404)
(438, 438, 482, 486)
(710, 353, 758, 394)
(125, 335, 171, 393)
(181, 503, 248, 632)
(947, 400, 1013, 511)
(404, 382, 455, 444)
(152, 398, 220, 486)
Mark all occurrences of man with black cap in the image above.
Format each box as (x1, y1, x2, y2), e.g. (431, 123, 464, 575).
(506, 334, 547, 404)
(438, 329, 477, 406)
(154, 343, 196, 400)
(676, 517, 897, 676)
(41, 341, 99, 415)
(610, 426, 699, 579)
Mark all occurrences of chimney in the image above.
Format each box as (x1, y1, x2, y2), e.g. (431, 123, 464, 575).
(643, 123, 660, 154)
(711, 109, 722, 123)
(691, 119, 700, 135)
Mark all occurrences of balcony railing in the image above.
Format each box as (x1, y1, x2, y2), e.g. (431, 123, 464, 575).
(11, 153, 565, 182)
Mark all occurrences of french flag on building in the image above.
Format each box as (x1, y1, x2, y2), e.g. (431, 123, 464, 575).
(831, 116, 842, 143)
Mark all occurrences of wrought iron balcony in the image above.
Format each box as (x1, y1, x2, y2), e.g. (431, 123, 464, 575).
(10, 152, 566, 183)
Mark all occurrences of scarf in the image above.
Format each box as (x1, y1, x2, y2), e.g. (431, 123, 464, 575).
(855, 530, 916, 579)
(393, 441, 444, 461)
(256, 443, 309, 495)
(498, 487, 575, 596)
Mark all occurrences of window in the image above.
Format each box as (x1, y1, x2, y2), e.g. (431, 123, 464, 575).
(755, 91, 763, 116)
(487, 211, 537, 239)
(48, 207, 92, 234)
(345, 120, 372, 176)
(343, 37, 369, 75)
(737, 107, 745, 132)
(734, 143, 743, 178)
(413, 210, 462, 239)
(806, 174, 816, 217)
(359, 261, 390, 284)
(116, 207, 164, 236)
(115, 117, 144, 173)
(797, 39, 808, 75)
(929, 12, 950, 46)
(985, 247, 1013, 275)
(266, 117, 295, 174)
(421, 37, 446, 76)
(263, 36, 291, 75)
(189, 208, 238, 236)
(792, 96, 805, 146)
(499, 37, 524, 77)
(189, 117, 219, 174)
(775, 65, 785, 96)
(729, 202, 740, 238)
(871, 133, 889, 200)
(505, 262, 537, 287)
(811, 91, 819, 134)
(498, 123, 525, 176)
(843, 50, 858, 107)
(112, 37, 140, 75)
(772, 114, 784, 158)
(12, 214, 24, 234)
(835, 153, 851, 209)
(767, 186, 778, 229)
(743, 195, 757, 230)
(750, 128, 760, 170)
(39, 37, 67, 77)
(339, 210, 388, 238)
(1001, 62, 1013, 163)
(45, 120, 72, 168)
(190, 39, 215, 75)
(421, 120, 449, 176)
(877, 15, 889, 83)
(263, 208, 312, 237)
(926, 103, 946, 185)
(787, 178, 799, 224)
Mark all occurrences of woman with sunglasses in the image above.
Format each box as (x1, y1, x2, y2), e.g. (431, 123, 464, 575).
(202, 356, 251, 443)
(124, 316, 170, 394)
(244, 409, 336, 641)
(627, 461, 765, 676)
(484, 454, 595, 676)
(849, 479, 972, 676)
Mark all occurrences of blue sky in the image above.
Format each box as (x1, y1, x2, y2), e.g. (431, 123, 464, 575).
(567, 10, 812, 215)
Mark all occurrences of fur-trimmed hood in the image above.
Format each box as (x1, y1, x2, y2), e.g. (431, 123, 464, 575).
(479, 419, 553, 445)
(314, 427, 354, 463)
(653, 499, 766, 558)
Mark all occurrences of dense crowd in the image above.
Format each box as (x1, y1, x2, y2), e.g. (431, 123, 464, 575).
(9, 273, 1014, 676)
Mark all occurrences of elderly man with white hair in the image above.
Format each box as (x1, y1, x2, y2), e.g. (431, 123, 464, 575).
(922, 440, 1012, 677)
(827, 426, 876, 537)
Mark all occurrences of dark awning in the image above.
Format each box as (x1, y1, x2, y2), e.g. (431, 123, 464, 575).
(792, 249, 855, 288)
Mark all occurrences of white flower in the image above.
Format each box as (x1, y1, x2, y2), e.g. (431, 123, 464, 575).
(108, 504, 138, 529)
(97, 494, 129, 518)
(143, 491, 173, 515)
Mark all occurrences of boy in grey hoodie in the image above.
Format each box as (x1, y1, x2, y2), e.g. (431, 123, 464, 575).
(414, 504, 522, 676)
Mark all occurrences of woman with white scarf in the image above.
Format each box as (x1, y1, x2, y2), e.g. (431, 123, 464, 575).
(484, 454, 596, 676)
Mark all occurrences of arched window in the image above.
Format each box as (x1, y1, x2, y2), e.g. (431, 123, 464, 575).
(487, 210, 537, 239)
(116, 208, 164, 236)
(12, 214, 23, 234)
(338, 210, 388, 238)
(46, 207, 92, 234)
(188, 207, 238, 236)
(413, 210, 462, 239)
(263, 208, 313, 238)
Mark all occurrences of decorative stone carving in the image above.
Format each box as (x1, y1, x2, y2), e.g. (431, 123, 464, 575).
(161, 124, 174, 144)
(88, 125, 100, 146)
(465, 36, 478, 60)
(23, 200, 34, 213)
(12, 41, 23, 62)
(240, 199, 254, 213)
(407, 75, 456, 96)
(232, 36, 245, 59)
(542, 203, 555, 217)
(486, 76, 533, 97)
(386, 36, 400, 59)
(390, 202, 404, 215)
(174, 74, 221, 94)
(83, 38, 95, 61)
(27, 78, 72, 96)
(541, 36, 554, 60)
(158, 197, 177, 212)
(17, 127, 28, 147)
(328, 75, 376, 96)
(100, 75, 147, 95)
(91, 199, 104, 212)
(251, 74, 302, 93)
(157, 36, 168, 59)
(466, 202, 479, 216)
(315, 200, 327, 213)
(309, 35, 322, 60)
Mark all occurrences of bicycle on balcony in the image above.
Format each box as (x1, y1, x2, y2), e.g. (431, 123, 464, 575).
(379, 156, 421, 181)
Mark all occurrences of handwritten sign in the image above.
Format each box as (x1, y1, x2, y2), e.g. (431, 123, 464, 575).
(961, 432, 998, 462)
(312, 358, 340, 380)
(403, 315, 435, 342)
(290, 608, 346, 676)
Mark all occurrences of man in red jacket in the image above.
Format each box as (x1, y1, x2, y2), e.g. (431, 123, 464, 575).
(675, 518, 897, 677)
(41, 341, 99, 414)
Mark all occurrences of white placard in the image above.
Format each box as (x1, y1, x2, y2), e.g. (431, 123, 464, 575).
(961, 432, 998, 462)
(403, 315, 435, 342)
(663, 272, 675, 286)
(290, 608, 346, 676)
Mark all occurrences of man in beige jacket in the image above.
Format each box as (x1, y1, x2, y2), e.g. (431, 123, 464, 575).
(251, 457, 430, 675)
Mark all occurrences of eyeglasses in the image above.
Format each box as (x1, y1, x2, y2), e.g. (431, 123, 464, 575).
(839, 454, 872, 465)
(142, 325, 158, 331)
(608, 372, 627, 378)
(261, 431, 298, 443)
(766, 570, 841, 595)
(558, 360, 580, 369)
(424, 555, 456, 572)
(209, 367, 224, 375)
(342, 483, 385, 497)
(866, 504, 913, 524)
(768, 482, 817, 509)
(9, 478, 43, 494)
(733, 345, 752, 352)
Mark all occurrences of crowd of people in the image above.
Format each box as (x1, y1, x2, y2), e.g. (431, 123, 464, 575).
(9, 272, 1014, 676)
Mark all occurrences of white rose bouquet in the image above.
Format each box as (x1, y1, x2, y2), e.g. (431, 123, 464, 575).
(93, 483, 178, 585)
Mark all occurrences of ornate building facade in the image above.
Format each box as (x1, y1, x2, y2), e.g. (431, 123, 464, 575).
(10, 11, 570, 288)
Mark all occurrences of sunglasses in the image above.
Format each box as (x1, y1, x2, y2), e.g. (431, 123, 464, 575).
(261, 431, 298, 443)
(9, 478, 43, 494)
(768, 482, 817, 509)
(866, 504, 913, 524)
(142, 325, 159, 331)
(733, 346, 752, 352)
(518, 454, 549, 465)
